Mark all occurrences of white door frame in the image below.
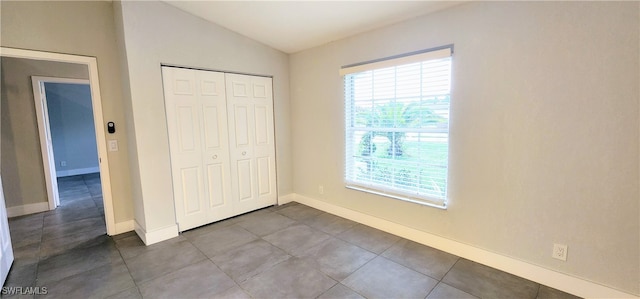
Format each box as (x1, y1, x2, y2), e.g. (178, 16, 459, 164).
(1, 47, 117, 236)
(31, 77, 91, 210)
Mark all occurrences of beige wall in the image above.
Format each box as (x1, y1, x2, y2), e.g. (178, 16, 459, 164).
(1, 1, 133, 223)
(115, 1, 291, 233)
(0, 58, 88, 207)
(290, 1, 639, 295)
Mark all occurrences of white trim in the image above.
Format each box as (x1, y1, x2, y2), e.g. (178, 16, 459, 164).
(1, 47, 117, 236)
(114, 220, 134, 235)
(56, 167, 100, 178)
(290, 193, 637, 299)
(340, 47, 452, 76)
(6, 202, 50, 218)
(277, 193, 295, 205)
(134, 221, 179, 246)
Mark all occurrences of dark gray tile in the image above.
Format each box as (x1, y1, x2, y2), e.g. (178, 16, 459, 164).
(210, 239, 290, 283)
(42, 207, 103, 227)
(4, 262, 37, 287)
(240, 258, 336, 299)
(537, 285, 582, 299)
(304, 213, 357, 236)
(12, 242, 40, 264)
(8, 213, 44, 229)
(112, 234, 145, 259)
(318, 283, 365, 299)
(427, 282, 478, 299)
(114, 234, 188, 261)
(301, 237, 376, 281)
(9, 229, 42, 249)
(58, 184, 89, 190)
(58, 189, 92, 201)
(93, 198, 105, 209)
(56, 180, 88, 189)
(263, 223, 332, 256)
(337, 224, 399, 254)
(40, 228, 108, 258)
(211, 285, 251, 299)
(275, 204, 323, 221)
(42, 216, 105, 241)
(36, 240, 122, 286)
(342, 256, 438, 299)
(111, 231, 137, 241)
(181, 217, 243, 241)
(125, 239, 207, 283)
(231, 207, 272, 220)
(236, 211, 295, 236)
(9, 214, 43, 249)
(39, 260, 135, 299)
(2, 292, 37, 299)
(88, 185, 102, 197)
(191, 225, 258, 257)
(266, 201, 299, 212)
(442, 259, 539, 299)
(56, 197, 97, 210)
(138, 260, 236, 298)
(105, 287, 142, 299)
(382, 239, 459, 279)
(190, 225, 258, 258)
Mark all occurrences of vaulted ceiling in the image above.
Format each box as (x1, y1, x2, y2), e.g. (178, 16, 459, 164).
(164, 1, 463, 54)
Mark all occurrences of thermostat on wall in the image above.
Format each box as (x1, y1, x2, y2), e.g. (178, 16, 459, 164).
(107, 121, 115, 134)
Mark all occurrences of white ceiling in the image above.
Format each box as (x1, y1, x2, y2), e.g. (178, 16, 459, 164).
(163, 1, 463, 54)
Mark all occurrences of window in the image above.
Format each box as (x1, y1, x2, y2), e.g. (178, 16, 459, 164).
(342, 46, 452, 208)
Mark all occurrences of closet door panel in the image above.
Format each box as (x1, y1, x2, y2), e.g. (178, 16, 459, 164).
(250, 79, 277, 206)
(206, 164, 226, 207)
(236, 159, 254, 201)
(180, 167, 203, 215)
(232, 105, 251, 148)
(226, 73, 277, 213)
(162, 67, 207, 231)
(197, 69, 234, 222)
(256, 156, 273, 196)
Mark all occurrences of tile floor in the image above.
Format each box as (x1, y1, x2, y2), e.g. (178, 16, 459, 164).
(4, 174, 581, 299)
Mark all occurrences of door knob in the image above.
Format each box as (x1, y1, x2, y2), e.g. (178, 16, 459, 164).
(212, 155, 218, 159)
(242, 151, 247, 156)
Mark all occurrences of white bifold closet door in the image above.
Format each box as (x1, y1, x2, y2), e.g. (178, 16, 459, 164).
(225, 73, 277, 215)
(162, 66, 277, 232)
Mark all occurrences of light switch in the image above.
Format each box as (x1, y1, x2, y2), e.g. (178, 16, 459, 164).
(108, 139, 119, 152)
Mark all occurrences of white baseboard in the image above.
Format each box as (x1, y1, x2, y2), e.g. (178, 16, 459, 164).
(56, 167, 100, 178)
(114, 220, 134, 235)
(7, 202, 50, 218)
(290, 193, 637, 299)
(134, 221, 179, 246)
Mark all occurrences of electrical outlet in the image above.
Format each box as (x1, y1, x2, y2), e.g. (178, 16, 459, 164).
(60, 161, 67, 167)
(318, 185, 324, 195)
(552, 243, 568, 261)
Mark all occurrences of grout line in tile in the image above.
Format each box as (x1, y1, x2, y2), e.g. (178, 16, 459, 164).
(439, 255, 461, 283)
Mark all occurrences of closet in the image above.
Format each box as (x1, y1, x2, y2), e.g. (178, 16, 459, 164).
(161, 66, 277, 232)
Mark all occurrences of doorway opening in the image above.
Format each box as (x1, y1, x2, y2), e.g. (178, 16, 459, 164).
(1, 47, 116, 235)
(32, 78, 98, 209)
(32, 78, 105, 223)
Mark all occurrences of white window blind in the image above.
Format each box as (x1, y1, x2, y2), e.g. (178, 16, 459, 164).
(343, 46, 452, 208)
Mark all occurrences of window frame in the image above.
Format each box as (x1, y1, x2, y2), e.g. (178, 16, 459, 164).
(342, 45, 453, 209)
